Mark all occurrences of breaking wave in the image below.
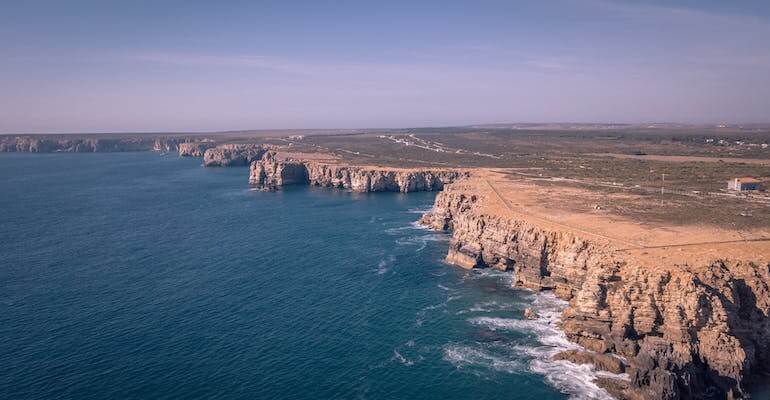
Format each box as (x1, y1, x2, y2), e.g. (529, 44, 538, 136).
(449, 293, 625, 400)
(443, 344, 526, 374)
(457, 300, 516, 314)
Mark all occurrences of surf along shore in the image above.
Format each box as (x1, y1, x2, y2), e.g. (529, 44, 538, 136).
(242, 148, 770, 400)
(5, 136, 770, 399)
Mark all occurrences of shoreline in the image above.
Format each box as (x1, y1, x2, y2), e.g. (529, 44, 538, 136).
(4, 146, 770, 399)
(417, 175, 770, 399)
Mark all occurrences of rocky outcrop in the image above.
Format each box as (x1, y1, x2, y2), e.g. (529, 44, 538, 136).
(202, 144, 269, 167)
(249, 151, 468, 192)
(178, 142, 216, 157)
(249, 152, 308, 189)
(554, 349, 626, 374)
(0, 136, 182, 153)
(420, 185, 770, 399)
(153, 138, 180, 153)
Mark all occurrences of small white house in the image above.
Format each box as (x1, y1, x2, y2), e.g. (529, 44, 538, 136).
(728, 177, 761, 191)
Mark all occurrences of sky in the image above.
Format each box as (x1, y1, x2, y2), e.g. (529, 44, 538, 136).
(1, 0, 770, 133)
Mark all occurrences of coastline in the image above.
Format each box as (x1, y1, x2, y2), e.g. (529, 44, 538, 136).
(417, 174, 770, 400)
(3, 143, 769, 399)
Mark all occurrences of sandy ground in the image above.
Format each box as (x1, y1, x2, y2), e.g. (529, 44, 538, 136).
(466, 169, 770, 267)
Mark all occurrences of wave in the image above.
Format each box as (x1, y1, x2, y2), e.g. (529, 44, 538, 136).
(392, 350, 415, 366)
(405, 205, 434, 214)
(437, 284, 454, 291)
(455, 293, 625, 399)
(384, 225, 419, 235)
(462, 268, 511, 280)
(409, 220, 432, 230)
(395, 233, 449, 252)
(457, 300, 516, 314)
(443, 344, 526, 374)
(415, 300, 448, 327)
(392, 340, 424, 367)
(374, 255, 396, 275)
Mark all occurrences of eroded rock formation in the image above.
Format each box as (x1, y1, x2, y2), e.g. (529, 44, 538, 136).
(0, 136, 182, 153)
(420, 184, 770, 399)
(202, 144, 270, 167)
(249, 151, 468, 192)
(178, 142, 216, 157)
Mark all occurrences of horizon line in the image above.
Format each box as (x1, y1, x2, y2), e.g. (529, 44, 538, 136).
(3, 121, 770, 136)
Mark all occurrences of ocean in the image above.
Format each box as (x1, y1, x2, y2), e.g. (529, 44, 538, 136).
(1, 152, 618, 399)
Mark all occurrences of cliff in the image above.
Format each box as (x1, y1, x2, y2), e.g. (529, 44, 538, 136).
(249, 151, 469, 192)
(420, 182, 770, 400)
(0, 136, 182, 153)
(202, 144, 270, 167)
(178, 142, 216, 157)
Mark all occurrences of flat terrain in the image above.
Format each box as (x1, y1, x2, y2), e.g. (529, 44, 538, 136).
(6, 123, 770, 264)
(472, 171, 770, 267)
(283, 124, 770, 266)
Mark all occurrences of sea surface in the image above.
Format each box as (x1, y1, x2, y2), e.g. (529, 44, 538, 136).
(1, 153, 620, 399)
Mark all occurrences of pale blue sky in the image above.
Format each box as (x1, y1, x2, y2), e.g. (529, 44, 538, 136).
(2, 0, 769, 133)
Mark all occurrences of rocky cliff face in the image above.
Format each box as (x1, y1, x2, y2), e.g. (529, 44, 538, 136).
(178, 142, 216, 157)
(153, 138, 180, 153)
(202, 144, 269, 167)
(0, 136, 181, 153)
(249, 151, 468, 192)
(420, 186, 770, 399)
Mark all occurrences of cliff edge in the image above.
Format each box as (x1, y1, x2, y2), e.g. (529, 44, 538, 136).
(202, 144, 270, 167)
(248, 151, 469, 192)
(420, 174, 770, 399)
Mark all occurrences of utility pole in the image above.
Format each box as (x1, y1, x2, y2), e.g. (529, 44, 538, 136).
(661, 173, 666, 194)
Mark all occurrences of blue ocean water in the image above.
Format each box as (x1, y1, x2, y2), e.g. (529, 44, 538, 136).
(1, 153, 617, 399)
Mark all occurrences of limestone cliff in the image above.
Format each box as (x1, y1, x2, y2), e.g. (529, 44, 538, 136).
(178, 142, 216, 157)
(0, 136, 181, 153)
(249, 151, 468, 192)
(249, 152, 309, 189)
(202, 144, 270, 167)
(153, 138, 180, 153)
(420, 185, 770, 400)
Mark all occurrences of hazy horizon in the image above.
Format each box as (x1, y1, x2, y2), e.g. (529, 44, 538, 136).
(2, 0, 770, 133)
(6, 120, 770, 136)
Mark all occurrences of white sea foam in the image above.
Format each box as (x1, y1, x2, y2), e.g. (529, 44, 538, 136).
(376, 260, 389, 275)
(462, 268, 512, 282)
(384, 225, 418, 235)
(406, 205, 434, 214)
(415, 301, 448, 327)
(443, 344, 525, 374)
(457, 300, 516, 314)
(409, 220, 432, 230)
(374, 255, 396, 275)
(392, 350, 415, 366)
(452, 293, 625, 400)
(395, 233, 449, 251)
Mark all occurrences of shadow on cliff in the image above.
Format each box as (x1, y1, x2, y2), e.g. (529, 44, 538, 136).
(692, 262, 770, 399)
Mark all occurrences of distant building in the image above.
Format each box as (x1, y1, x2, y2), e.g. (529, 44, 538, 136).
(728, 177, 762, 191)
